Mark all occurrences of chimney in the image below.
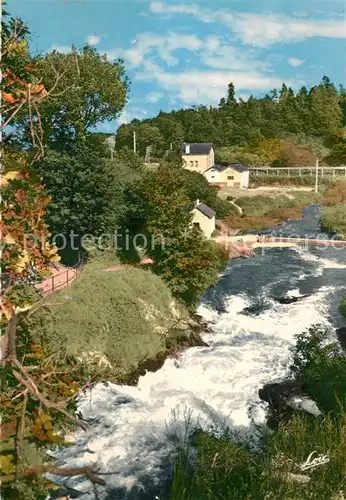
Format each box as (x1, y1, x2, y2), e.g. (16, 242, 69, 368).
(196, 198, 200, 206)
(185, 143, 190, 154)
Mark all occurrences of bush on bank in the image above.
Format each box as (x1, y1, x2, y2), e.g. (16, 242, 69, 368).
(224, 192, 320, 232)
(169, 326, 346, 499)
(29, 258, 190, 376)
(320, 204, 346, 239)
(249, 176, 338, 188)
(340, 299, 346, 318)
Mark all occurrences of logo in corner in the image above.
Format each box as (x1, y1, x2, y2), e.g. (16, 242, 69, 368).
(299, 450, 330, 471)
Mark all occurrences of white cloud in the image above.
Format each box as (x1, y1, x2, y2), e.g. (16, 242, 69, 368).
(86, 35, 101, 46)
(288, 57, 305, 67)
(116, 108, 148, 126)
(146, 91, 164, 103)
(107, 31, 269, 73)
(136, 68, 300, 105)
(149, 1, 346, 47)
(108, 32, 205, 67)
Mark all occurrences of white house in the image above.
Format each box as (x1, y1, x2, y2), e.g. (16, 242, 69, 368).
(181, 143, 215, 174)
(188, 199, 216, 238)
(204, 163, 250, 188)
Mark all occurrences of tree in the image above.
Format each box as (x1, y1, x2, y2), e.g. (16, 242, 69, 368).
(309, 77, 342, 137)
(272, 140, 317, 167)
(15, 46, 128, 146)
(1, 7, 48, 161)
(35, 140, 127, 239)
(137, 167, 228, 307)
(1, 9, 101, 495)
(326, 132, 346, 165)
(115, 76, 344, 163)
(155, 115, 185, 151)
(182, 171, 217, 207)
(116, 122, 165, 158)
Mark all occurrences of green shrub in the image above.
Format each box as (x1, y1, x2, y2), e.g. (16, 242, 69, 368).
(170, 410, 346, 499)
(321, 204, 346, 238)
(290, 325, 346, 414)
(339, 299, 346, 318)
(29, 262, 189, 375)
(211, 197, 238, 218)
(169, 325, 346, 499)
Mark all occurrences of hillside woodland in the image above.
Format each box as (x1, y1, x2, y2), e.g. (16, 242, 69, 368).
(115, 80, 346, 166)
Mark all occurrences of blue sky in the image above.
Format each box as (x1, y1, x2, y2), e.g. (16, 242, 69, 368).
(9, 0, 346, 132)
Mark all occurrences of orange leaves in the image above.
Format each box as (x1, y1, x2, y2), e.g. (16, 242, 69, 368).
(0, 417, 17, 440)
(30, 410, 63, 444)
(2, 68, 47, 106)
(14, 189, 26, 204)
(3, 92, 16, 104)
(1, 163, 59, 287)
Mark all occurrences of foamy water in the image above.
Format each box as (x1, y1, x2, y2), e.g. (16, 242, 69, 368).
(49, 266, 339, 498)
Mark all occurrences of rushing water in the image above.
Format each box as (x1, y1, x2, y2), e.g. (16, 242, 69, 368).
(49, 206, 346, 500)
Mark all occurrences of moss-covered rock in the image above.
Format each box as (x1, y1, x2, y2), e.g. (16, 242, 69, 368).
(29, 263, 190, 376)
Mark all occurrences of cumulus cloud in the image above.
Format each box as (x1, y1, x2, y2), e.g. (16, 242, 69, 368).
(149, 1, 346, 47)
(107, 32, 204, 67)
(86, 34, 101, 46)
(116, 108, 148, 126)
(146, 91, 164, 103)
(136, 68, 300, 105)
(107, 31, 269, 73)
(288, 57, 305, 67)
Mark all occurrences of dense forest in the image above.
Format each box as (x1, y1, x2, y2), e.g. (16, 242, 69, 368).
(116, 79, 346, 166)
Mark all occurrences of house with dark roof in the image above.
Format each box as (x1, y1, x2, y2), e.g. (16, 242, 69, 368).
(181, 142, 215, 174)
(204, 162, 250, 188)
(188, 199, 216, 239)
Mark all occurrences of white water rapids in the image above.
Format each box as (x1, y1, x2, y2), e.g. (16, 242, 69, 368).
(49, 240, 346, 499)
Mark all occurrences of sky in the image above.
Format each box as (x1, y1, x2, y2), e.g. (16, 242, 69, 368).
(8, 0, 346, 132)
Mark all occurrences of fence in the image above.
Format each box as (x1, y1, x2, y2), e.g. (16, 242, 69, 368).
(249, 166, 346, 178)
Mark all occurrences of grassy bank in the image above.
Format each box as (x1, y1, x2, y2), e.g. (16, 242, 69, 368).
(224, 192, 320, 232)
(250, 176, 337, 188)
(169, 326, 346, 499)
(28, 254, 191, 378)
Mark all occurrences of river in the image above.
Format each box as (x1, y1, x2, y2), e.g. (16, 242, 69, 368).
(49, 206, 346, 500)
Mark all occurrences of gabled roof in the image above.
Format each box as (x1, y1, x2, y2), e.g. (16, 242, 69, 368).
(188, 200, 216, 219)
(205, 162, 249, 173)
(181, 143, 213, 155)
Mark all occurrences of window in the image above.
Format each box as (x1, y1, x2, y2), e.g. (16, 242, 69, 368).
(227, 175, 234, 180)
(211, 176, 215, 179)
(190, 161, 194, 167)
(195, 161, 199, 167)
(193, 223, 200, 229)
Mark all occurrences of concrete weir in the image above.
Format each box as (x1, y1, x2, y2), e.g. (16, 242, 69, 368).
(213, 234, 346, 252)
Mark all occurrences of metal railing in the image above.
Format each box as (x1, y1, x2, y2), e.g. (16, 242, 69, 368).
(36, 254, 85, 296)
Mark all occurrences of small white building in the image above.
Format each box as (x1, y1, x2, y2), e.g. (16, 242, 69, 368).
(181, 143, 215, 174)
(204, 163, 250, 188)
(189, 199, 216, 239)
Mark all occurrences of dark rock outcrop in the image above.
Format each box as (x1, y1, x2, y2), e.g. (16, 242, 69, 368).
(126, 315, 209, 386)
(259, 380, 322, 428)
(273, 295, 309, 305)
(243, 302, 270, 316)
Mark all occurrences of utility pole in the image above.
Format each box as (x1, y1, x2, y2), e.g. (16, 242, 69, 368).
(133, 131, 137, 154)
(315, 157, 319, 193)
